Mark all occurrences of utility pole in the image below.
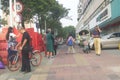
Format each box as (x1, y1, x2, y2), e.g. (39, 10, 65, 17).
(14, 0, 16, 14)
(0, 0, 1, 17)
(0, 0, 1, 32)
(0, 0, 1, 9)
(14, 0, 16, 19)
(14, 0, 17, 27)
(9, 0, 13, 27)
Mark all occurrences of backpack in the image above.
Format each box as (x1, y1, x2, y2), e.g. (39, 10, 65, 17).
(68, 39, 73, 46)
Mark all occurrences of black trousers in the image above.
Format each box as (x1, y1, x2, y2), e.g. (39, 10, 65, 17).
(54, 45, 57, 55)
(21, 49, 31, 72)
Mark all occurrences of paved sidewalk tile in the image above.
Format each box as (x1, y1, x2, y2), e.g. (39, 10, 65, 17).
(29, 45, 120, 80)
(1, 45, 120, 80)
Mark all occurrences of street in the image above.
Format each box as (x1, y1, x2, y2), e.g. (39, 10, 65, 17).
(0, 44, 120, 80)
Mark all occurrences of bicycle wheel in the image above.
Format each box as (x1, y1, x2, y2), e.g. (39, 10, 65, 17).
(7, 55, 21, 71)
(31, 50, 42, 66)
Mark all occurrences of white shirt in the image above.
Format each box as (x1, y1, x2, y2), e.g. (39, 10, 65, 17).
(8, 33, 16, 48)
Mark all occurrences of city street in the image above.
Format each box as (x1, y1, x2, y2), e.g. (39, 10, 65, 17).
(1, 0, 120, 80)
(0, 44, 120, 80)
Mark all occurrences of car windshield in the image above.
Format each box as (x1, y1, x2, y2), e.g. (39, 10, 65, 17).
(101, 33, 113, 39)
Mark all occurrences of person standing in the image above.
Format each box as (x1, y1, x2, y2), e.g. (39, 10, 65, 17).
(51, 31, 58, 56)
(92, 25, 102, 56)
(66, 33, 75, 54)
(6, 27, 18, 59)
(46, 29, 54, 58)
(17, 26, 31, 73)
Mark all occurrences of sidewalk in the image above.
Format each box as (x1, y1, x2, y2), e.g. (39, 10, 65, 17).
(0, 52, 48, 80)
(29, 45, 120, 80)
(0, 45, 120, 80)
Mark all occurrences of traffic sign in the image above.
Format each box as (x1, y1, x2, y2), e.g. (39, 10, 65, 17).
(13, 2, 24, 13)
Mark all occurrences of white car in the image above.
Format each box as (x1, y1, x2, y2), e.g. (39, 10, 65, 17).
(89, 32, 120, 49)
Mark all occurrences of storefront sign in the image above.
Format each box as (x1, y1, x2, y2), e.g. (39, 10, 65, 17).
(89, 4, 111, 29)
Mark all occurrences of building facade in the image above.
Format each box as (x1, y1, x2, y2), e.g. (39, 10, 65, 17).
(76, 0, 120, 35)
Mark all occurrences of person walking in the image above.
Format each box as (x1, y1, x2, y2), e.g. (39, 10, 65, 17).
(66, 33, 75, 54)
(92, 25, 102, 56)
(17, 26, 31, 73)
(46, 29, 54, 59)
(51, 31, 58, 56)
(53, 37, 58, 56)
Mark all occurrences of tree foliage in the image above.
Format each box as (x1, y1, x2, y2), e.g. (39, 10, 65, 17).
(1, 0, 69, 34)
(0, 18, 7, 26)
(61, 26, 76, 39)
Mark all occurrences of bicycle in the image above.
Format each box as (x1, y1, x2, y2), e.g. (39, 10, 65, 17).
(7, 47, 42, 71)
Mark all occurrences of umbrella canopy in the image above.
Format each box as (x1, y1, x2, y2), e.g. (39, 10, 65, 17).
(79, 30, 89, 35)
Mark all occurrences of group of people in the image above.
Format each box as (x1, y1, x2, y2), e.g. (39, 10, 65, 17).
(77, 25, 102, 56)
(6, 25, 31, 73)
(66, 25, 102, 56)
(5, 25, 102, 73)
(5, 27, 59, 73)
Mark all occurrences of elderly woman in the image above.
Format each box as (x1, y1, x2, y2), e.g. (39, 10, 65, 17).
(46, 28, 54, 59)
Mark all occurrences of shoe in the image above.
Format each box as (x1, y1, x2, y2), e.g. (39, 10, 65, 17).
(96, 54, 100, 56)
(51, 56, 54, 58)
(48, 56, 50, 59)
(25, 71, 31, 73)
(49, 56, 53, 59)
(20, 70, 25, 72)
(20, 68, 26, 72)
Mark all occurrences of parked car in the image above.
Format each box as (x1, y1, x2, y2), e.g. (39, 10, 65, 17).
(89, 32, 120, 49)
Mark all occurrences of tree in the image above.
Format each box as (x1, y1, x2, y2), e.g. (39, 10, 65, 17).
(0, 18, 7, 26)
(1, 0, 69, 34)
(62, 26, 76, 39)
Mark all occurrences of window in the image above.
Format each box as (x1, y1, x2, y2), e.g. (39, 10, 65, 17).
(96, 9, 108, 22)
(112, 33, 120, 37)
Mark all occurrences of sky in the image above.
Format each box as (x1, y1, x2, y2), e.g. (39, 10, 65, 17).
(0, 0, 79, 27)
(57, 0, 79, 27)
